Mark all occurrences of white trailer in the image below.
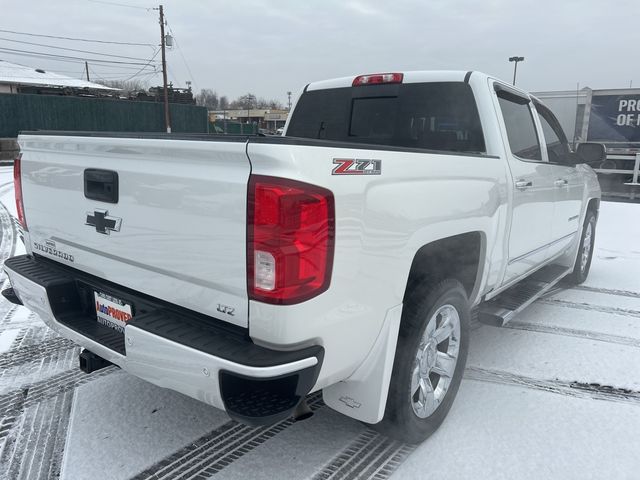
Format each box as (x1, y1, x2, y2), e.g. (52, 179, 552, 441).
(534, 87, 640, 200)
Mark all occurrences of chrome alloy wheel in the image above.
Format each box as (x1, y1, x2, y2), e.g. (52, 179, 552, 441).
(581, 222, 593, 273)
(410, 304, 461, 418)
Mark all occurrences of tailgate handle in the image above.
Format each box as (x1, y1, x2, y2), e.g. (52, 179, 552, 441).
(84, 169, 119, 203)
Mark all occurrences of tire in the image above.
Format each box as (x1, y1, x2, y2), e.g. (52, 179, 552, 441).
(370, 279, 470, 444)
(567, 210, 597, 285)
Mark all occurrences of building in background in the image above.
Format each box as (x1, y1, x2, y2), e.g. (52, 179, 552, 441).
(534, 87, 640, 200)
(209, 109, 288, 133)
(0, 59, 208, 147)
(0, 59, 116, 95)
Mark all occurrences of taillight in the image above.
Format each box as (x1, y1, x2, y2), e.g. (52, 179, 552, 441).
(352, 72, 403, 86)
(14, 154, 27, 230)
(248, 175, 335, 305)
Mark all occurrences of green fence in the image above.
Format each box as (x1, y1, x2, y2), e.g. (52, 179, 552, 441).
(212, 120, 258, 135)
(0, 93, 208, 137)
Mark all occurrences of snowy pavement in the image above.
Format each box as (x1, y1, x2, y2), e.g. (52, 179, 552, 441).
(0, 164, 639, 479)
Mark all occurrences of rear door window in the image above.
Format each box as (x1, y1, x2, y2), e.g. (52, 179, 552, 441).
(496, 90, 542, 161)
(534, 102, 571, 163)
(287, 82, 486, 154)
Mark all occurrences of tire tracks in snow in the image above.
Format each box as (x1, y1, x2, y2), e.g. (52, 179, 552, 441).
(0, 187, 21, 333)
(0, 310, 42, 333)
(135, 391, 415, 480)
(538, 298, 640, 319)
(312, 429, 415, 480)
(0, 180, 104, 479)
(465, 366, 640, 406)
(0, 323, 76, 388)
(0, 366, 116, 418)
(131, 392, 326, 480)
(0, 365, 116, 456)
(572, 285, 640, 299)
(0, 190, 15, 268)
(502, 321, 640, 349)
(0, 389, 73, 480)
(0, 336, 76, 370)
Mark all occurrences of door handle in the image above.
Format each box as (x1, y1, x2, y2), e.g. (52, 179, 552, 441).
(554, 179, 568, 187)
(515, 180, 532, 190)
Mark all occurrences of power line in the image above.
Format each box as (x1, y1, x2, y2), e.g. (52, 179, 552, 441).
(0, 37, 157, 62)
(73, 69, 155, 75)
(86, 0, 154, 10)
(92, 71, 157, 79)
(0, 46, 159, 66)
(166, 64, 176, 85)
(165, 21, 197, 91)
(0, 28, 154, 47)
(0, 61, 154, 72)
(0, 49, 96, 66)
(122, 48, 161, 81)
(89, 64, 157, 83)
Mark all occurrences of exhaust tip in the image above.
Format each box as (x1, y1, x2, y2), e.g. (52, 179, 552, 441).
(293, 399, 314, 422)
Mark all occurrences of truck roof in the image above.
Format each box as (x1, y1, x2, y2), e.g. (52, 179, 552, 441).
(305, 70, 493, 92)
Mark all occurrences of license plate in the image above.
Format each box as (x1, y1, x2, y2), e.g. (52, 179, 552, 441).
(94, 291, 133, 334)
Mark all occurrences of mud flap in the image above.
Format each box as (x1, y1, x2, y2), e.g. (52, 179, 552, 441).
(322, 303, 403, 423)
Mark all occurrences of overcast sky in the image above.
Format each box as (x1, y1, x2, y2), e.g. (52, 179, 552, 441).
(2, 0, 639, 105)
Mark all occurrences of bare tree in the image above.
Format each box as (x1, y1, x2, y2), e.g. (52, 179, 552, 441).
(229, 94, 283, 110)
(99, 79, 149, 95)
(264, 99, 284, 110)
(195, 89, 219, 110)
(231, 93, 257, 109)
(191, 91, 284, 111)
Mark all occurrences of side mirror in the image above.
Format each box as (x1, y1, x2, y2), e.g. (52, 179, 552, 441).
(575, 142, 606, 165)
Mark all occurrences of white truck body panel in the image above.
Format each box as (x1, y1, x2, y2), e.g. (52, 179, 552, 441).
(18, 135, 251, 327)
(6, 70, 602, 426)
(246, 142, 509, 388)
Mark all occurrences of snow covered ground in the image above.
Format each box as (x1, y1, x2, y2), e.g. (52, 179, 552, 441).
(0, 163, 638, 479)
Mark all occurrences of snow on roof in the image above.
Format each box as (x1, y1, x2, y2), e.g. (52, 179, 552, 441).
(0, 60, 119, 91)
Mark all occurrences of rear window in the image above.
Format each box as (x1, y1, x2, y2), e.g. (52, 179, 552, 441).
(287, 82, 486, 154)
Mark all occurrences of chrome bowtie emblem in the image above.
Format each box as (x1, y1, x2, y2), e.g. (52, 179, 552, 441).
(85, 209, 122, 235)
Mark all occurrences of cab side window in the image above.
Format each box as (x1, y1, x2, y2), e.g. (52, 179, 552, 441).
(496, 90, 542, 161)
(535, 103, 571, 164)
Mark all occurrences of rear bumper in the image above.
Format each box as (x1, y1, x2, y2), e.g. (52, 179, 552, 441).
(3, 254, 323, 425)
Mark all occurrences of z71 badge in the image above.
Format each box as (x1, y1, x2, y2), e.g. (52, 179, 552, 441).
(332, 158, 381, 175)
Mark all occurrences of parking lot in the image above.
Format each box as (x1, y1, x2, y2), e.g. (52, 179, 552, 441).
(0, 164, 639, 480)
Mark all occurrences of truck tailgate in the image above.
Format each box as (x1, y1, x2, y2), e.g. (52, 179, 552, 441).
(19, 134, 251, 327)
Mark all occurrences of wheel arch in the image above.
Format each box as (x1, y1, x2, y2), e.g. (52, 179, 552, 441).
(587, 197, 600, 220)
(403, 231, 486, 306)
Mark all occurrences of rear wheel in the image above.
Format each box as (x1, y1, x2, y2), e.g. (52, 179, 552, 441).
(567, 210, 597, 285)
(371, 279, 469, 444)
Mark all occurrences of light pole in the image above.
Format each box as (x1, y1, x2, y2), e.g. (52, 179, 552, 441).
(287, 91, 292, 111)
(509, 56, 524, 86)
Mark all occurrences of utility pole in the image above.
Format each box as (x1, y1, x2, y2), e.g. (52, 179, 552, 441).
(246, 94, 255, 133)
(85, 61, 90, 81)
(287, 91, 292, 111)
(159, 5, 171, 133)
(508, 56, 525, 86)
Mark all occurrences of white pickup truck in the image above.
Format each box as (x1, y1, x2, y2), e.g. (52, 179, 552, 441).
(4, 71, 603, 443)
